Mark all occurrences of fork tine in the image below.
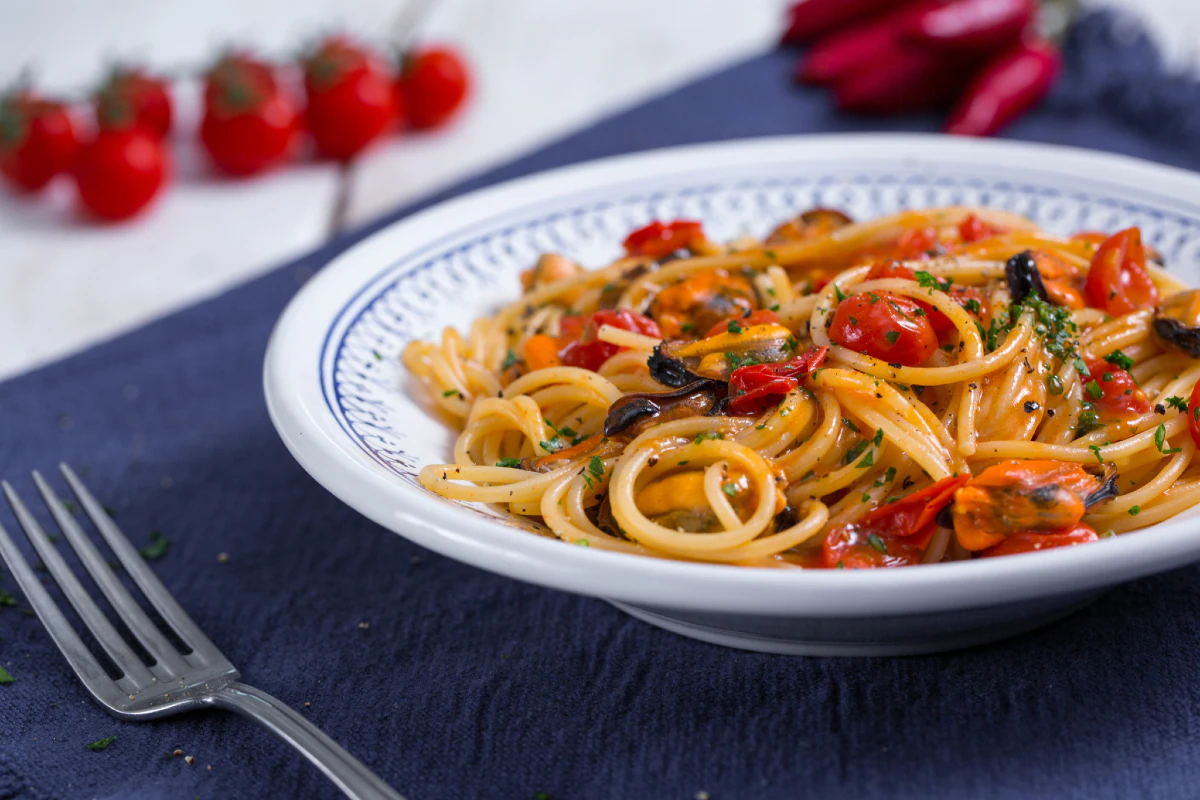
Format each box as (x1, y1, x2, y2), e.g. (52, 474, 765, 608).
(2, 481, 157, 689)
(57, 464, 224, 665)
(30, 471, 192, 676)
(0, 516, 131, 708)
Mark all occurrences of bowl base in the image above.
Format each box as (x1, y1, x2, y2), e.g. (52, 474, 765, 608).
(609, 591, 1102, 656)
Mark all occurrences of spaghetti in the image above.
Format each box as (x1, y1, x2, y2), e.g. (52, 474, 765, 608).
(403, 207, 1200, 568)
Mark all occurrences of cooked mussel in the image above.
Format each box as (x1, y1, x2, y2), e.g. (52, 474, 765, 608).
(602, 380, 727, 441)
(647, 345, 705, 388)
(1005, 250, 1049, 304)
(664, 323, 796, 380)
(1152, 289, 1200, 357)
(767, 208, 854, 244)
(648, 268, 758, 339)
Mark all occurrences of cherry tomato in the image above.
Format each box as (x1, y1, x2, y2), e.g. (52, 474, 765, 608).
(821, 475, 968, 568)
(864, 262, 987, 338)
(303, 37, 399, 161)
(73, 128, 168, 221)
(894, 226, 942, 260)
(399, 46, 471, 129)
(829, 290, 938, 366)
(1082, 359, 1150, 416)
(0, 93, 80, 192)
(980, 522, 1099, 558)
(94, 67, 172, 139)
(957, 214, 998, 243)
(201, 57, 298, 177)
(726, 347, 828, 416)
(702, 309, 781, 339)
(623, 220, 705, 259)
(1084, 228, 1158, 315)
(1190, 378, 1200, 450)
(558, 310, 660, 372)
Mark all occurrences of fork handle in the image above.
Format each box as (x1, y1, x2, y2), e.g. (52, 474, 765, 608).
(211, 682, 405, 800)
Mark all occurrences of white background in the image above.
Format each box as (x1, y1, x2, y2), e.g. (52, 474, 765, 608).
(0, 0, 1196, 380)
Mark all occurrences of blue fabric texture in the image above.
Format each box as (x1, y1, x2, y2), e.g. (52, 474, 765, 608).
(3, 11, 1200, 800)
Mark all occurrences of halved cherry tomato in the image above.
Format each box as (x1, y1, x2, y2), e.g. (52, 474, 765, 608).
(863, 262, 985, 338)
(558, 309, 660, 372)
(829, 290, 938, 366)
(894, 226, 942, 260)
(623, 220, 704, 258)
(1082, 359, 1150, 416)
(958, 214, 998, 243)
(702, 309, 781, 339)
(980, 522, 1099, 558)
(1084, 227, 1159, 315)
(1190, 378, 1200, 451)
(726, 346, 828, 416)
(822, 475, 968, 568)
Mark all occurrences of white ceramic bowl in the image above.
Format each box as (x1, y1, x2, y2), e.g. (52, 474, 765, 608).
(264, 134, 1200, 656)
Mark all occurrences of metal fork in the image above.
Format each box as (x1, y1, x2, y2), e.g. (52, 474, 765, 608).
(0, 464, 404, 800)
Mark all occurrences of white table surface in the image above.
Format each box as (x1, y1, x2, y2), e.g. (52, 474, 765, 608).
(0, 0, 1196, 381)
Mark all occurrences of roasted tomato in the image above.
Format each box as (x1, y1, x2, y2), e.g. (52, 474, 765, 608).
(893, 226, 943, 260)
(623, 220, 705, 259)
(726, 347, 828, 416)
(821, 476, 968, 568)
(958, 214, 999, 243)
(649, 268, 757, 339)
(829, 290, 937, 366)
(1081, 359, 1150, 416)
(952, 460, 1113, 551)
(865, 261, 987, 338)
(1084, 228, 1158, 315)
(558, 309, 660, 372)
(980, 522, 1099, 558)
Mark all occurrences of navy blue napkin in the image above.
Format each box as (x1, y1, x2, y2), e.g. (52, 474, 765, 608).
(4, 12, 1200, 800)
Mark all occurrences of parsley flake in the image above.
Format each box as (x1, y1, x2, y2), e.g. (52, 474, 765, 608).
(496, 458, 522, 468)
(87, 736, 116, 751)
(1104, 350, 1134, 371)
(884, 331, 900, 345)
(1165, 396, 1188, 412)
(867, 533, 888, 554)
(139, 530, 170, 561)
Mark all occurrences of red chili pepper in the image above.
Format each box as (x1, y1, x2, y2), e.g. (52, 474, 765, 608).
(906, 0, 1035, 54)
(833, 41, 978, 115)
(726, 347, 827, 416)
(944, 39, 1061, 137)
(781, 0, 912, 45)
(958, 213, 999, 243)
(622, 220, 704, 259)
(821, 475, 969, 568)
(794, 1, 936, 85)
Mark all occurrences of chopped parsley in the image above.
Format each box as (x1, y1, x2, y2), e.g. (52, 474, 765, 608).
(1100, 529, 1116, 539)
(544, 418, 584, 446)
(539, 439, 565, 453)
(442, 389, 461, 398)
(842, 439, 870, 465)
(496, 458, 522, 468)
(87, 736, 116, 751)
(842, 418, 860, 433)
(0, 664, 12, 684)
(833, 283, 847, 302)
(1129, 505, 1141, 516)
(725, 352, 761, 370)
(857, 451, 875, 468)
(1155, 422, 1182, 454)
(501, 349, 519, 371)
(1085, 381, 1103, 401)
(694, 431, 725, 444)
(1075, 408, 1102, 437)
(1088, 444, 1104, 464)
(0, 591, 14, 607)
(964, 298, 982, 313)
(867, 533, 888, 554)
(914, 271, 952, 292)
(721, 483, 738, 498)
(138, 530, 170, 561)
(588, 456, 605, 479)
(574, 539, 590, 547)
(872, 428, 884, 447)
(371, 350, 383, 362)
(1165, 396, 1188, 412)
(867, 292, 880, 304)
(884, 331, 900, 345)
(1046, 374, 1064, 395)
(836, 560, 845, 569)
(874, 466, 897, 487)
(727, 320, 744, 334)
(680, 322, 696, 333)
(1104, 350, 1134, 371)
(1073, 356, 1090, 377)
